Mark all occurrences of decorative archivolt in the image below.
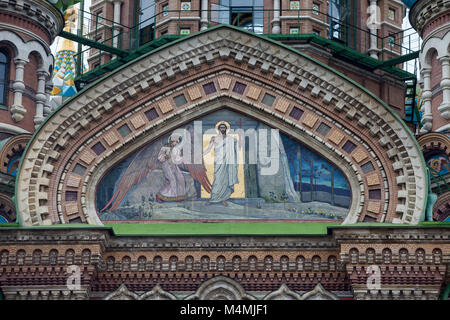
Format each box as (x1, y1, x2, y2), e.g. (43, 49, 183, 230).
(417, 132, 450, 157)
(0, 30, 53, 72)
(104, 278, 339, 300)
(420, 30, 450, 68)
(0, 133, 32, 175)
(16, 26, 427, 226)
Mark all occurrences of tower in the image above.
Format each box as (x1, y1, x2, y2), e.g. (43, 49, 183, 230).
(407, 0, 450, 221)
(0, 0, 65, 132)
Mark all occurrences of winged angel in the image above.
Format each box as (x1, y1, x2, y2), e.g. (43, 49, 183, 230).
(100, 126, 212, 212)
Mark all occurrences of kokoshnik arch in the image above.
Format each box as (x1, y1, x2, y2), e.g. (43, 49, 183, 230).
(16, 26, 428, 227)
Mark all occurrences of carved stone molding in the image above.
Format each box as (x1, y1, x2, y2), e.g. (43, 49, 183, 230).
(417, 132, 450, 157)
(184, 276, 257, 300)
(139, 284, 177, 300)
(410, 0, 450, 36)
(16, 26, 427, 226)
(301, 283, 339, 300)
(0, 133, 31, 175)
(263, 284, 302, 300)
(104, 284, 140, 300)
(0, 0, 64, 41)
(2, 285, 91, 300)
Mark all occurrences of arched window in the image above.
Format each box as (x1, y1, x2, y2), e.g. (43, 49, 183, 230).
(0, 50, 9, 106)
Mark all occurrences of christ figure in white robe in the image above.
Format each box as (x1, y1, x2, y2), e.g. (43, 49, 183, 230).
(203, 122, 239, 206)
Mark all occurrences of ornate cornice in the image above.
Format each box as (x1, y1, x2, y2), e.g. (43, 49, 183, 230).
(409, 0, 450, 36)
(0, 0, 64, 42)
(16, 26, 427, 226)
(0, 227, 448, 299)
(417, 132, 450, 156)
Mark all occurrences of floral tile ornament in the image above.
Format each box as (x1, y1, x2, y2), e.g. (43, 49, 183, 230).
(290, 0, 300, 10)
(181, 1, 191, 11)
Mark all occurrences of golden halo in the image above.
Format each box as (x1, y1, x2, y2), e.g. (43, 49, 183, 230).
(215, 121, 231, 134)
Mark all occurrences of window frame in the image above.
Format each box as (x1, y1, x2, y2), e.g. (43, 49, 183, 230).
(0, 49, 10, 107)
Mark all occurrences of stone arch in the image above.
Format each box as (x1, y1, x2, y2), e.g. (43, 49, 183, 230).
(185, 276, 256, 300)
(418, 132, 450, 158)
(421, 30, 450, 67)
(263, 283, 302, 300)
(0, 31, 24, 61)
(82, 98, 362, 225)
(301, 283, 339, 300)
(139, 284, 177, 300)
(104, 283, 139, 300)
(0, 133, 31, 176)
(16, 25, 427, 226)
(433, 191, 450, 221)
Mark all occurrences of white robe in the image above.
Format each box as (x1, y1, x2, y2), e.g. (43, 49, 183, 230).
(208, 135, 239, 203)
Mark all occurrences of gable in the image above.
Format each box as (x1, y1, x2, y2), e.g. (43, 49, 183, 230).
(16, 26, 427, 226)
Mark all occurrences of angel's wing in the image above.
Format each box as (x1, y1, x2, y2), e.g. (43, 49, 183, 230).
(100, 139, 164, 212)
(184, 163, 212, 193)
(181, 125, 212, 194)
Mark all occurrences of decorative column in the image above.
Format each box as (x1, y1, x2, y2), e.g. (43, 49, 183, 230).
(44, 79, 53, 116)
(34, 69, 49, 128)
(438, 56, 450, 119)
(421, 67, 433, 132)
(200, 0, 209, 31)
(367, 0, 379, 59)
(271, 0, 281, 34)
(10, 58, 28, 122)
(112, 0, 122, 48)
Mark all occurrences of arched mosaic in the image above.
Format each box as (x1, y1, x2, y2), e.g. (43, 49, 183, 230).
(96, 109, 351, 222)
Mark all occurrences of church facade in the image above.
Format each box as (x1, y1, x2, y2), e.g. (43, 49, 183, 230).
(0, 0, 448, 300)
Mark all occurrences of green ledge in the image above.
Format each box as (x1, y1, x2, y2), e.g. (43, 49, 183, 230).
(0, 221, 448, 236)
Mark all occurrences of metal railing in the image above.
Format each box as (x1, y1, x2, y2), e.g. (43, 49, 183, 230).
(63, 8, 420, 78)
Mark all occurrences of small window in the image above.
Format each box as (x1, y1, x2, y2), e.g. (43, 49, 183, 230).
(94, 10, 103, 24)
(312, 3, 320, 15)
(262, 93, 276, 107)
(162, 4, 169, 16)
(290, 0, 300, 10)
(289, 107, 303, 120)
(117, 124, 132, 137)
(388, 8, 395, 21)
(312, 29, 320, 36)
(173, 94, 187, 107)
(203, 82, 217, 95)
(0, 50, 9, 106)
